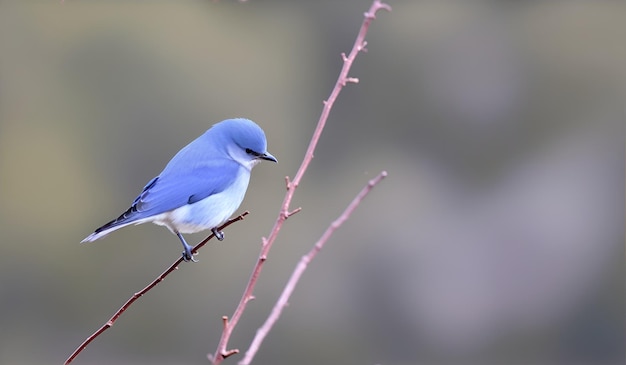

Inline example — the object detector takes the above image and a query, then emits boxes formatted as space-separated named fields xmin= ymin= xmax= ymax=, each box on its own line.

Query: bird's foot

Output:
xmin=176 ymin=232 xmax=198 ymax=263
xmin=182 ymin=249 xmax=198 ymax=263
xmin=212 ymin=228 xmax=225 ymax=241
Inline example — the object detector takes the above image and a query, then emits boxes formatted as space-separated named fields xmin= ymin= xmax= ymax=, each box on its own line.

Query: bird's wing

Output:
xmin=133 ymin=157 xmax=242 ymax=216
xmin=87 ymin=158 xmax=241 ymax=237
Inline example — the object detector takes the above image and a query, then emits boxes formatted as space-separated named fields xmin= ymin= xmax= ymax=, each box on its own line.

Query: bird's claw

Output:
xmin=212 ymin=228 xmax=225 ymax=241
xmin=182 ymin=249 xmax=198 ymax=263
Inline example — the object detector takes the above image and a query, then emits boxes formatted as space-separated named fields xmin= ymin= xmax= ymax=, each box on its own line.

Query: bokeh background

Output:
xmin=0 ymin=1 xmax=623 ymax=364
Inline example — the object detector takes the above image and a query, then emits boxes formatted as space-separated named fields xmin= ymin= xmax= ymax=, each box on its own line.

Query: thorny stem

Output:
xmin=239 ymin=171 xmax=387 ymax=365
xmin=63 ymin=212 xmax=249 ymax=365
xmin=209 ymin=1 xmax=391 ymax=363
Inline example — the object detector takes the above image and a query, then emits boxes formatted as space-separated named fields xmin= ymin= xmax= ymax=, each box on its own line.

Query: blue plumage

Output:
xmin=81 ymin=118 xmax=276 ymax=262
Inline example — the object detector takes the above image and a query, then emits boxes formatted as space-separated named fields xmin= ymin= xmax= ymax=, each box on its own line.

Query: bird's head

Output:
xmin=213 ymin=118 xmax=277 ymax=170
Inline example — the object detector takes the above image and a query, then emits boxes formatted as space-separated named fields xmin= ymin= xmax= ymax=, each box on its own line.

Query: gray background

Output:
xmin=0 ymin=1 xmax=623 ymax=364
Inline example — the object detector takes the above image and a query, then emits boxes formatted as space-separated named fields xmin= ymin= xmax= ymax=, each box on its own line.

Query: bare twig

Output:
xmin=209 ymin=1 xmax=391 ymax=363
xmin=240 ymin=171 xmax=387 ymax=365
xmin=64 ymin=212 xmax=249 ymax=365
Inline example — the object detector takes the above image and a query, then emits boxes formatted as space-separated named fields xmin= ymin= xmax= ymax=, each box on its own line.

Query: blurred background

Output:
xmin=0 ymin=1 xmax=623 ymax=364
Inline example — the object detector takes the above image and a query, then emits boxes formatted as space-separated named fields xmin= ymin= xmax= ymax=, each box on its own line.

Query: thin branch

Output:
xmin=240 ymin=171 xmax=387 ymax=365
xmin=209 ymin=1 xmax=391 ymax=363
xmin=64 ymin=212 xmax=250 ymax=365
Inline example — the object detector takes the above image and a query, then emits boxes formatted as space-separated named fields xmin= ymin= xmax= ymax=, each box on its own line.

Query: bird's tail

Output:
xmin=80 ymin=206 xmax=140 ymax=243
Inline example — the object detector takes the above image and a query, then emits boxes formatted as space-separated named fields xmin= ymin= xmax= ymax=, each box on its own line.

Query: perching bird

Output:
xmin=81 ymin=118 xmax=277 ymax=262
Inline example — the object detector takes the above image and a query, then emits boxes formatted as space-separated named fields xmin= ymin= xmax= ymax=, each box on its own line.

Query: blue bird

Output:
xmin=81 ymin=118 xmax=277 ymax=262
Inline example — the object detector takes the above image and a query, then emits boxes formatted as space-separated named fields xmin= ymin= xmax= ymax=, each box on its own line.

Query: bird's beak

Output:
xmin=260 ymin=152 xmax=277 ymax=163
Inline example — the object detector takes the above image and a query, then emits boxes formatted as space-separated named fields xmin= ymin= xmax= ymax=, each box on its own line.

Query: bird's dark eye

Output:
xmin=245 ymin=148 xmax=260 ymax=156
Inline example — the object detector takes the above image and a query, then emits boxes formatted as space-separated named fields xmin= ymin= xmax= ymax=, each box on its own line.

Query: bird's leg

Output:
xmin=211 ymin=227 xmax=224 ymax=241
xmin=176 ymin=232 xmax=198 ymax=262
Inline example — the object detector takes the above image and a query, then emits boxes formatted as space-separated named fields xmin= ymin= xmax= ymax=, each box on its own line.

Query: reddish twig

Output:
xmin=240 ymin=171 xmax=387 ymax=365
xmin=208 ymin=1 xmax=391 ymax=363
xmin=64 ymin=212 xmax=249 ymax=365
